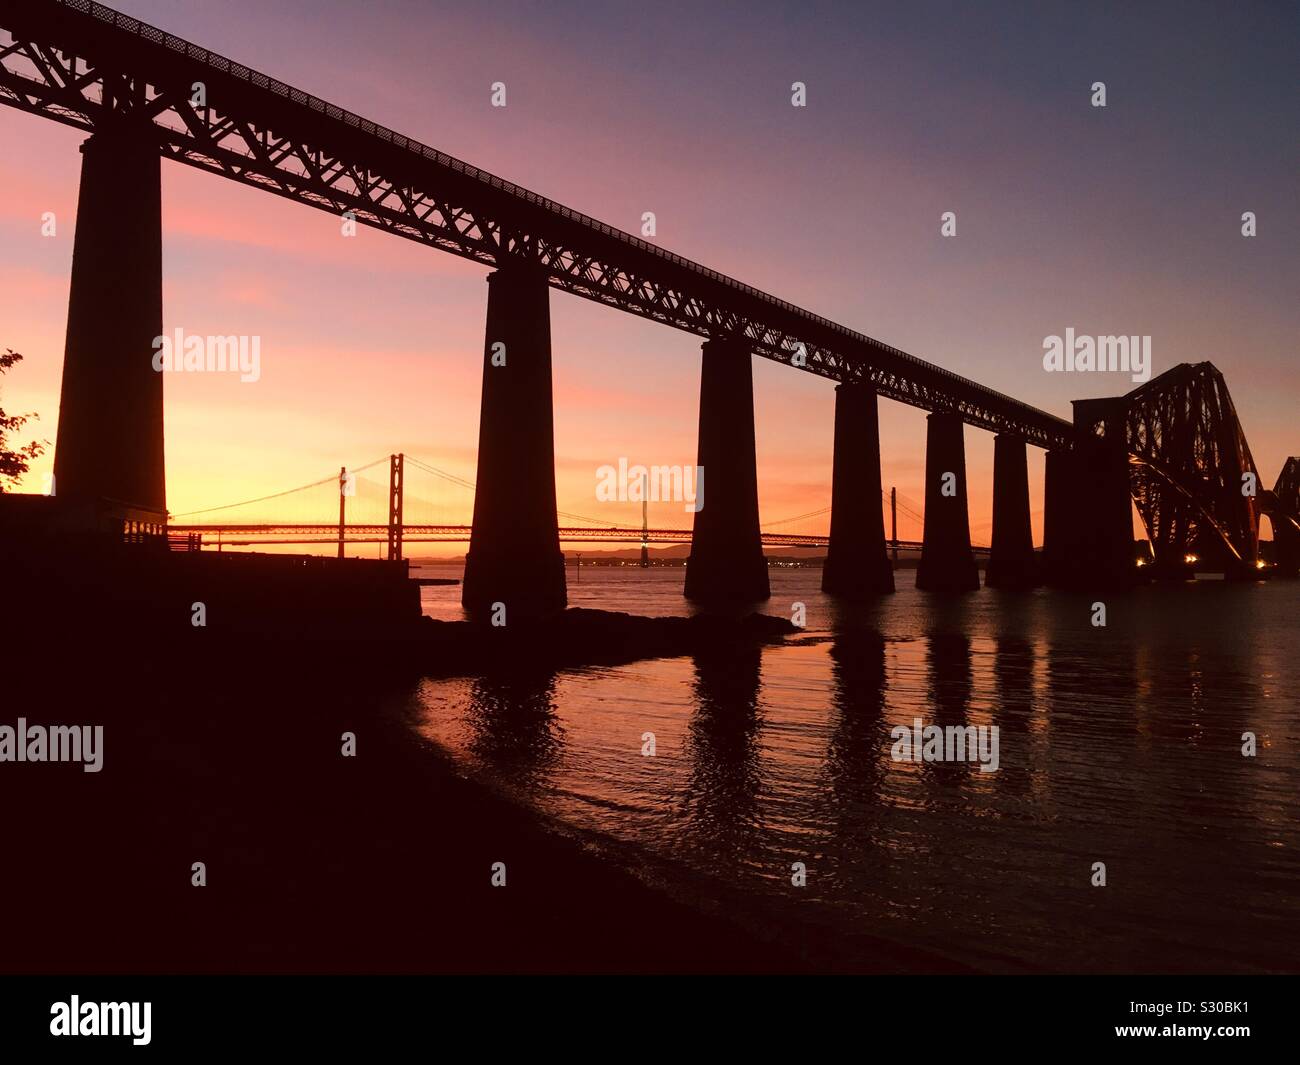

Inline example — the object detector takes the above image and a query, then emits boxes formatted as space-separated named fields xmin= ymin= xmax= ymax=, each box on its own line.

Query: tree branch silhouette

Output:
xmin=0 ymin=349 xmax=48 ymax=491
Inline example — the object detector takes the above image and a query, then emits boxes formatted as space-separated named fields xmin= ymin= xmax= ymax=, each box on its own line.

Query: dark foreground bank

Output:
xmin=2 ymin=635 xmax=975 ymax=975
xmin=1 ymin=536 xmax=971 ymax=973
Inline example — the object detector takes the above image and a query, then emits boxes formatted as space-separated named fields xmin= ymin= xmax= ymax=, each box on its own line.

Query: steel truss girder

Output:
xmin=0 ymin=0 xmax=1073 ymax=447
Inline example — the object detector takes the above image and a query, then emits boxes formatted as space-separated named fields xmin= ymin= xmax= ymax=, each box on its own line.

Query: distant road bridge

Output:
xmin=167 ymin=524 xmax=931 ymax=553
xmin=164 ymin=453 xmax=965 ymax=555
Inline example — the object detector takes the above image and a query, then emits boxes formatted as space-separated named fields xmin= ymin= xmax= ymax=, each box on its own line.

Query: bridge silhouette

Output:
xmin=166 ymin=453 xmax=945 ymax=556
xmin=2 ymin=0 xmax=1298 ymax=615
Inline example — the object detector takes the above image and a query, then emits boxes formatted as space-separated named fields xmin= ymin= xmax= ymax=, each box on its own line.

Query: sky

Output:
xmin=1 ymin=0 xmax=1296 ymax=554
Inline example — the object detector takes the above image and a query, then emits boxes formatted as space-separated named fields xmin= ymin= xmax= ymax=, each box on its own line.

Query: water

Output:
xmin=412 ymin=561 xmax=1300 ymax=972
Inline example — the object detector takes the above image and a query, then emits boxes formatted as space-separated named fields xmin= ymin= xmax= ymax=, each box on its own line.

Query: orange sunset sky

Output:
xmin=1 ymin=1 xmax=1296 ymax=556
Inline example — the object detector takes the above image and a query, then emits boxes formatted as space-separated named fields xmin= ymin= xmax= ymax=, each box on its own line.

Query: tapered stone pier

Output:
xmin=1045 ymin=398 xmax=1135 ymax=589
xmin=462 ymin=263 xmax=567 ymax=616
xmin=916 ymin=412 xmax=980 ymax=592
xmin=684 ymin=339 xmax=769 ymax=603
xmin=985 ymin=433 xmax=1038 ymax=588
xmin=54 ymin=130 xmax=165 ymax=513
xmin=822 ymin=383 xmax=894 ymax=597
xmin=1072 ymin=440 xmax=1136 ymax=587
xmin=1041 ymin=446 xmax=1073 ymax=586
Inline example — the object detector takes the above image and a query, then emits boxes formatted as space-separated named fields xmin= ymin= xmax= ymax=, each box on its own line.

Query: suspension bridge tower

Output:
xmin=640 ymin=472 xmax=650 ymax=567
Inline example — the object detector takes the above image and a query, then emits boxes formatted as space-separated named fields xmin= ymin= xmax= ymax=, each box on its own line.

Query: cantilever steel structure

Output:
xmin=0 ymin=0 xmax=1072 ymax=448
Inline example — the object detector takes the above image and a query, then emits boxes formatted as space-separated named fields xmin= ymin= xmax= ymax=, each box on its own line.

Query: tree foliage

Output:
xmin=0 ymin=349 xmax=48 ymax=491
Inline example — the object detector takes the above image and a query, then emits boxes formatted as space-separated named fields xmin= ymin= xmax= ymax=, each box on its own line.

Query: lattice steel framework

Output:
xmin=0 ymin=0 xmax=1073 ymax=447
xmin=1266 ymin=457 xmax=1300 ymax=572
xmin=1271 ymin=460 xmax=1300 ymax=519
xmin=1124 ymin=362 xmax=1260 ymax=566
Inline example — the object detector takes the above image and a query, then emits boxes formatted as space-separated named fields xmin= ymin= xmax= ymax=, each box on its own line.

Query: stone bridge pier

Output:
xmin=916 ymin=412 xmax=980 ymax=593
xmin=54 ymin=129 xmax=166 ymax=514
xmin=684 ymin=338 xmax=770 ymax=604
xmin=462 ymin=263 xmax=567 ymax=616
xmin=823 ymin=382 xmax=894 ymax=598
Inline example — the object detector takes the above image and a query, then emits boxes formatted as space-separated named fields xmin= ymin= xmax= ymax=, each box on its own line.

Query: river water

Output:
xmin=410 ymin=561 xmax=1299 ymax=972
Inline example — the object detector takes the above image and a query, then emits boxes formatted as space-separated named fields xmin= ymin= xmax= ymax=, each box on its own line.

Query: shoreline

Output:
xmin=3 ymin=642 xmax=970 ymax=975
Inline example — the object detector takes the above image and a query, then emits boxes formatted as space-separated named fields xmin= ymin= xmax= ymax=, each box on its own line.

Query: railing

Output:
xmin=119 ymin=517 xmax=166 ymax=545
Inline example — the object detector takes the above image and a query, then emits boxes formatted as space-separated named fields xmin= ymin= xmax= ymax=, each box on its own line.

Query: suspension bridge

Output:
xmin=167 ymin=453 xmax=942 ymax=557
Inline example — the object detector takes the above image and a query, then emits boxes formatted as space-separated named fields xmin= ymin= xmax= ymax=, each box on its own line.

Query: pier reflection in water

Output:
xmin=684 ymin=646 xmax=765 ymax=865
xmin=413 ymin=564 xmax=1300 ymax=972
xmin=462 ymin=671 xmax=564 ymax=793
